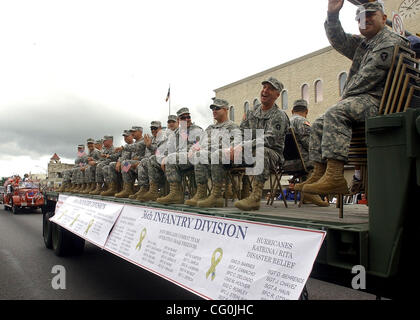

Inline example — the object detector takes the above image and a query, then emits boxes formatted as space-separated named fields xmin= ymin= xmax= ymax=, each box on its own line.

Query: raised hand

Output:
xmin=328 ymin=0 xmax=344 ymax=14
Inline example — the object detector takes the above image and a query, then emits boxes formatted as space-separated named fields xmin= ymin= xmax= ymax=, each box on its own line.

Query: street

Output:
xmin=0 ymin=206 xmax=377 ymax=300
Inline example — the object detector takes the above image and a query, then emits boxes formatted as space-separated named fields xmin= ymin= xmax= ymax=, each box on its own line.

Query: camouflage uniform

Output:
xmin=95 ymin=141 xmax=115 ymax=184
xmin=194 ymin=120 xmax=241 ymax=184
xmin=309 ymin=11 xmax=409 ymax=163
xmin=84 ymin=146 xmax=102 ymax=183
xmin=137 ymin=123 xmax=160 ymax=188
xmin=71 ymin=146 xmax=88 ymax=184
xmin=236 ymin=102 xmax=289 ymax=183
xmin=283 ymin=114 xmax=311 ymax=172
xmin=121 ymin=135 xmax=146 ymax=184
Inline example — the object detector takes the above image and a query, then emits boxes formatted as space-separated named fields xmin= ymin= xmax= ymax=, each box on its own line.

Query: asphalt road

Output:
xmin=0 ymin=206 xmax=378 ymax=300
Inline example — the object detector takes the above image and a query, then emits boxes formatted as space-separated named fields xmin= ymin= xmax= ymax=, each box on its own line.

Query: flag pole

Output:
xmin=168 ymin=84 xmax=171 ymax=116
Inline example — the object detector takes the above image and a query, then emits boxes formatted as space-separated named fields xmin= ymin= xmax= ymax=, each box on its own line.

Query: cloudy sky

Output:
xmin=0 ymin=0 xmax=361 ymax=178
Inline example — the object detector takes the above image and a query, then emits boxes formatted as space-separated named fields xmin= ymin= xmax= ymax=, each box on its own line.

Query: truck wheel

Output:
xmin=43 ymin=211 xmax=54 ymax=249
xmin=51 ymin=223 xmax=85 ymax=256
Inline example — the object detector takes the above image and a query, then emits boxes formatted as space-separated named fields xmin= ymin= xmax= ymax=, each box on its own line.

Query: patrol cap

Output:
xmin=261 ymin=77 xmax=284 ymax=92
xmin=103 ymin=135 xmax=113 ymax=141
xmin=86 ymin=138 xmax=95 ymax=144
xmin=210 ymin=98 xmax=229 ymax=110
xmin=292 ymin=99 xmax=308 ymax=110
xmin=177 ymin=107 xmax=190 ymax=117
xmin=78 ymin=144 xmax=85 ymax=149
xmin=167 ymin=115 xmax=177 ymax=122
xmin=355 ymin=1 xmax=385 ymax=21
xmin=407 ymin=35 xmax=420 ymax=58
xmin=122 ymin=130 xmax=131 ymax=137
xmin=95 ymin=139 xmax=103 ymax=144
xmin=151 ymin=121 xmax=162 ymax=128
xmin=131 ymin=126 xmax=143 ymax=132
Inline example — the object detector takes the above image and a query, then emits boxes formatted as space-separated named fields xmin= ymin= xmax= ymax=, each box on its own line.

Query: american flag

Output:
xmin=122 ymin=161 xmax=131 ymax=173
xmin=165 ymin=87 xmax=170 ymax=102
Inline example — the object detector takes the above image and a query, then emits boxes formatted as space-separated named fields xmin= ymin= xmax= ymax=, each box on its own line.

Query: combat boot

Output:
xmin=294 ymin=162 xmax=326 ymax=192
xmin=67 ymin=183 xmax=77 ymax=193
xmin=301 ymin=193 xmax=329 ymax=207
xmin=141 ymin=182 xmax=160 ymax=201
xmin=79 ymin=183 xmax=89 ymax=194
xmin=100 ymin=182 xmax=119 ymax=196
xmin=156 ymin=183 xmax=184 ymax=205
xmin=115 ymin=182 xmax=135 ymax=198
xmin=63 ymin=183 xmax=74 ymax=192
xmin=224 ymin=182 xmax=234 ymax=200
xmin=90 ymin=183 xmax=105 ymax=195
xmin=129 ymin=186 xmax=148 ymax=200
xmin=86 ymin=182 xmax=96 ymax=193
xmin=303 ymin=159 xmax=349 ymax=195
xmin=234 ymin=180 xmax=264 ymax=211
xmin=57 ymin=183 xmax=68 ymax=193
xmin=197 ymin=183 xmax=224 ymax=208
xmin=185 ymin=184 xmax=208 ymax=206
xmin=72 ymin=184 xmax=82 ymax=193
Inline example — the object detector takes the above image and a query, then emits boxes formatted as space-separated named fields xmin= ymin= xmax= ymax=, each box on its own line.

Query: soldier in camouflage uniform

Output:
xmin=298 ymin=0 xmax=410 ymax=196
xmin=182 ymin=98 xmax=241 ymax=207
xmin=154 ymin=108 xmax=203 ymax=205
xmin=139 ymin=115 xmax=179 ymax=202
xmin=68 ymin=144 xmax=88 ymax=193
xmin=129 ymin=121 xmax=162 ymax=200
xmin=95 ymin=139 xmax=103 ymax=151
xmin=282 ymin=100 xmax=329 ymax=207
xmin=232 ymin=77 xmax=290 ymax=211
xmin=100 ymin=130 xmax=134 ymax=196
xmin=114 ymin=126 xmax=146 ymax=198
xmin=89 ymin=135 xmax=116 ymax=195
xmin=79 ymin=138 xmax=103 ymax=194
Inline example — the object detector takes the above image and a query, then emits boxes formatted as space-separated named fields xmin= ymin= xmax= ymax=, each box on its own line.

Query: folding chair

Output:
xmin=388 ymin=64 xmax=420 ymax=114
xmin=379 ymin=45 xmax=416 ymax=114
xmin=266 ymin=127 xmax=308 ymax=207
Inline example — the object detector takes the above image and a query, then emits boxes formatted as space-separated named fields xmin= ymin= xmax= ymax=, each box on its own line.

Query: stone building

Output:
xmin=214 ymin=0 xmax=420 ymax=124
xmin=47 ymin=153 xmax=73 ymax=188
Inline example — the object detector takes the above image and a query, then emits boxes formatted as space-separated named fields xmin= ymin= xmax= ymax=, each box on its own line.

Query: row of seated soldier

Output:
xmin=58 ymin=1 xmax=420 ymax=211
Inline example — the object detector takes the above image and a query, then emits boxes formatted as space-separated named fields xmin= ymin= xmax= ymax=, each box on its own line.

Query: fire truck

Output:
xmin=3 ymin=178 xmax=44 ymax=214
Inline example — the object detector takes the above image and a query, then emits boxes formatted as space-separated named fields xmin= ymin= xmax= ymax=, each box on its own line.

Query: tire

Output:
xmin=51 ymin=223 xmax=85 ymax=256
xmin=43 ymin=211 xmax=54 ymax=249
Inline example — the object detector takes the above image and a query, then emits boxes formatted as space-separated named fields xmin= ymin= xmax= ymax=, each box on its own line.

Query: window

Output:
xmin=281 ymin=90 xmax=288 ymax=110
xmin=301 ymin=84 xmax=309 ymax=102
xmin=244 ymin=101 xmax=249 ymax=114
xmin=339 ymin=72 xmax=347 ymax=96
xmin=315 ymin=80 xmax=323 ymax=103
xmin=229 ymin=106 xmax=235 ymax=121
xmin=253 ymin=98 xmax=259 ymax=110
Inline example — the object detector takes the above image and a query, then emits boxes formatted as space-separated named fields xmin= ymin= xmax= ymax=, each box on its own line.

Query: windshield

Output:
xmin=18 ymin=181 xmax=39 ymax=189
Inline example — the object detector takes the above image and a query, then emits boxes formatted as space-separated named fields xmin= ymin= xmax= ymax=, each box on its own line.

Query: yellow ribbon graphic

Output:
xmin=206 ymin=248 xmax=223 ymax=281
xmin=135 ymin=228 xmax=147 ymax=251
xmin=84 ymin=219 xmax=94 ymax=234
xmin=70 ymin=214 xmax=80 ymax=227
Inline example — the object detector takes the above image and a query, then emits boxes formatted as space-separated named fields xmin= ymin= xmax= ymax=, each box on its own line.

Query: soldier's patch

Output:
xmin=380 ymin=52 xmax=388 ymax=62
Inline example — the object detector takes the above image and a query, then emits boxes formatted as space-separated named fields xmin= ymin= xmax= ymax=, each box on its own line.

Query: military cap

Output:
xmin=86 ymin=138 xmax=95 ymax=144
xmin=95 ymin=139 xmax=103 ymax=144
xmin=78 ymin=144 xmax=85 ymax=148
xmin=131 ymin=126 xmax=143 ymax=132
xmin=408 ymin=35 xmax=420 ymax=57
xmin=261 ymin=77 xmax=284 ymax=92
xmin=177 ymin=107 xmax=190 ymax=117
xmin=122 ymin=130 xmax=131 ymax=137
xmin=151 ymin=121 xmax=162 ymax=127
xmin=293 ymin=99 xmax=308 ymax=109
xmin=103 ymin=135 xmax=113 ymax=141
xmin=355 ymin=1 xmax=385 ymax=20
xmin=167 ymin=115 xmax=177 ymax=122
xmin=210 ymin=98 xmax=229 ymax=109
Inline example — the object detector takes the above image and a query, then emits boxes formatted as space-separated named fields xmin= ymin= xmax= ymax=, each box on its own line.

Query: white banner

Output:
xmin=104 ymin=205 xmax=326 ymax=300
xmin=50 ymin=195 xmax=124 ymax=248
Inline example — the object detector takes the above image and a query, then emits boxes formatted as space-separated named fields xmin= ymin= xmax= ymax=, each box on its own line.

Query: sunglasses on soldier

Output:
xmin=210 ymin=106 xmax=222 ymax=111
xmin=179 ymin=115 xmax=191 ymax=120
xmin=150 ymin=127 xmax=158 ymax=131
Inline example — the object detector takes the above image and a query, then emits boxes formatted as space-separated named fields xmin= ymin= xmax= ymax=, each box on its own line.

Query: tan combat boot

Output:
xmin=57 ymin=183 xmax=67 ymax=193
xmin=79 ymin=183 xmax=89 ymax=194
xmin=115 ymin=182 xmax=135 ymax=198
xmin=303 ymin=159 xmax=349 ymax=195
xmin=63 ymin=183 xmax=74 ymax=192
xmin=141 ymin=182 xmax=160 ymax=201
xmin=197 ymin=183 xmax=224 ymax=208
xmin=294 ymin=162 xmax=327 ymax=192
xmin=73 ymin=184 xmax=82 ymax=193
xmin=156 ymin=183 xmax=184 ymax=205
xmin=67 ymin=183 xmax=77 ymax=193
xmin=90 ymin=183 xmax=104 ymax=195
xmin=129 ymin=185 xmax=147 ymax=200
xmin=100 ymin=182 xmax=119 ymax=196
xmin=234 ymin=180 xmax=264 ymax=211
xmin=185 ymin=184 xmax=208 ymax=206
xmin=86 ymin=182 xmax=96 ymax=193
xmin=224 ymin=182 xmax=234 ymax=200
xmin=301 ymin=193 xmax=329 ymax=207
